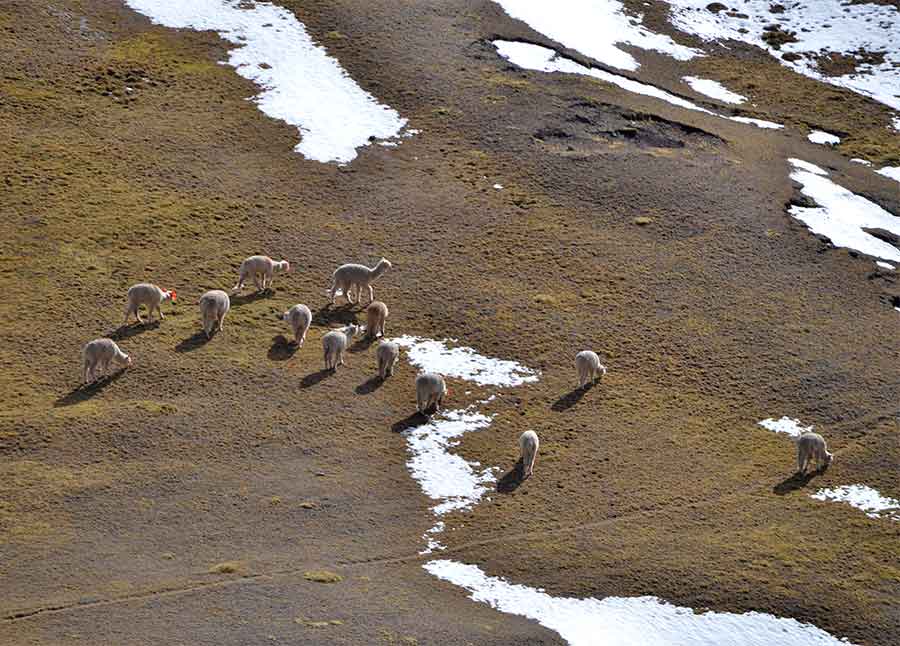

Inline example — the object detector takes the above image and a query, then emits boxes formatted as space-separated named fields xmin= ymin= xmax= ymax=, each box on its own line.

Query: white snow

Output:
xmin=788 ymin=158 xmax=900 ymax=262
xmin=811 ymin=485 xmax=900 ymax=521
xmin=665 ymin=1 xmax=900 ymax=112
xmin=425 ymin=560 xmax=853 ymax=646
xmin=728 ymin=116 xmax=783 ymax=130
xmin=494 ymin=41 xmax=783 ymax=130
xmin=492 ymin=0 xmax=699 ymax=72
xmin=123 ymin=0 xmax=409 ymax=164
xmin=403 ymin=409 xmax=496 ymax=516
xmin=683 ymin=76 xmax=746 ymax=104
xmin=390 ymin=335 xmax=539 ymax=387
xmin=893 ymin=116 xmax=900 ymax=132
xmin=493 ymin=183 xmax=504 ymax=190
xmin=876 ymin=261 xmax=895 ymax=270
xmin=758 ymin=417 xmax=812 ymax=438
xmin=876 ymin=167 xmax=900 ymax=184
xmin=808 ymin=130 xmax=841 ymax=146
xmin=850 ymin=158 xmax=872 ymax=167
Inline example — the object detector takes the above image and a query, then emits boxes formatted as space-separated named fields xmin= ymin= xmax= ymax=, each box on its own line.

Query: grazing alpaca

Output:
xmin=322 ymin=324 xmax=359 ymax=370
xmin=232 ymin=255 xmax=291 ymax=293
xmin=376 ymin=341 xmax=400 ymax=379
xmin=416 ymin=372 xmax=447 ymax=416
xmin=519 ymin=430 xmax=539 ymax=478
xmin=199 ymin=290 xmax=230 ymax=339
xmin=329 ymin=258 xmax=392 ymax=305
xmin=364 ymin=301 xmax=389 ymax=339
xmin=575 ymin=350 xmax=607 ymax=388
xmin=123 ymin=283 xmax=176 ymax=326
xmin=280 ymin=303 xmax=312 ymax=346
xmin=797 ymin=432 xmax=834 ymax=474
xmin=82 ymin=338 xmax=132 ymax=384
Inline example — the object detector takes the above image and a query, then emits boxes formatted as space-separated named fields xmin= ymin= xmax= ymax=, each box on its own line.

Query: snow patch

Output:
xmin=808 ymin=130 xmax=841 ymax=146
xmin=123 ymin=0 xmax=409 ymax=164
xmin=390 ymin=335 xmax=539 ymax=387
xmin=424 ymin=560 xmax=854 ymax=646
xmin=404 ymin=409 xmax=496 ymax=517
xmin=876 ymin=166 xmax=900 ymax=184
xmin=494 ymin=41 xmax=782 ymax=130
xmin=492 ymin=0 xmax=699 ymax=72
xmin=683 ymin=76 xmax=746 ymax=104
xmin=665 ymin=1 xmax=900 ymax=112
xmin=876 ymin=261 xmax=895 ymax=270
xmin=788 ymin=158 xmax=900 ymax=262
xmin=758 ymin=417 xmax=812 ymax=438
xmin=811 ymin=485 xmax=900 ymax=521
xmin=850 ymin=158 xmax=872 ymax=167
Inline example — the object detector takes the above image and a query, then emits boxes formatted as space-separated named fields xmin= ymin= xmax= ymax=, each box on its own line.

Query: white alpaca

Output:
xmin=575 ymin=350 xmax=607 ymax=388
xmin=519 ymin=430 xmax=539 ymax=478
xmin=797 ymin=432 xmax=834 ymax=474
xmin=329 ymin=258 xmax=392 ymax=305
xmin=322 ymin=324 xmax=359 ymax=370
xmin=82 ymin=338 xmax=132 ymax=384
xmin=231 ymin=255 xmax=291 ymax=293
xmin=199 ymin=290 xmax=230 ymax=339
xmin=376 ymin=341 xmax=400 ymax=379
xmin=280 ymin=304 xmax=312 ymax=346
xmin=123 ymin=283 xmax=176 ymax=326
xmin=364 ymin=301 xmax=389 ymax=339
xmin=416 ymin=372 xmax=447 ymax=416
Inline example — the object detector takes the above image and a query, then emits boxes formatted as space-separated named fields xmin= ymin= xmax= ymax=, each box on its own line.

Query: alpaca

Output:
xmin=280 ymin=304 xmax=312 ymax=346
xmin=376 ymin=341 xmax=400 ymax=379
xmin=416 ymin=372 xmax=447 ymax=416
xmin=575 ymin=350 xmax=607 ymax=388
xmin=232 ymin=255 xmax=290 ymax=293
xmin=82 ymin=338 xmax=132 ymax=384
xmin=364 ymin=301 xmax=389 ymax=339
xmin=519 ymin=430 xmax=540 ymax=478
xmin=123 ymin=283 xmax=176 ymax=326
xmin=797 ymin=432 xmax=834 ymax=474
xmin=322 ymin=324 xmax=359 ymax=370
xmin=199 ymin=290 xmax=230 ymax=338
xmin=329 ymin=258 xmax=392 ymax=305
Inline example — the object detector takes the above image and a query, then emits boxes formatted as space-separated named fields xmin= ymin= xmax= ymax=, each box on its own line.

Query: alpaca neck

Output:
xmin=370 ymin=261 xmax=388 ymax=279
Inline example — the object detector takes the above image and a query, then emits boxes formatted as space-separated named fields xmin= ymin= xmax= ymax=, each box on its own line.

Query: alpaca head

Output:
xmin=163 ymin=289 xmax=177 ymax=303
xmin=276 ymin=260 xmax=291 ymax=273
xmin=119 ymin=353 xmax=133 ymax=368
xmin=345 ymin=324 xmax=360 ymax=338
xmin=378 ymin=258 xmax=392 ymax=270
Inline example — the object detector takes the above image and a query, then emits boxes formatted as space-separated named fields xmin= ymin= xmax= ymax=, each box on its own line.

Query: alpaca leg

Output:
xmin=157 ymin=304 xmax=165 ymax=320
xmin=367 ymin=284 xmax=374 ymax=305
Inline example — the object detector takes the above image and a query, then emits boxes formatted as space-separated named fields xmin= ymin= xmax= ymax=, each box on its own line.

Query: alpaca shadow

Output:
xmin=230 ymin=291 xmax=269 ymax=307
xmin=312 ymin=305 xmax=358 ymax=327
xmin=109 ymin=320 xmax=159 ymax=341
xmin=300 ymin=368 xmax=332 ymax=389
xmin=349 ymin=335 xmax=377 ymax=354
xmin=392 ymin=411 xmax=428 ymax=433
xmin=175 ymin=331 xmax=212 ymax=353
xmin=355 ymin=375 xmax=384 ymax=395
xmin=54 ymin=371 xmax=125 ymax=407
xmin=268 ymin=335 xmax=297 ymax=361
xmin=551 ymin=383 xmax=593 ymax=412
xmin=773 ymin=470 xmax=821 ymax=496
xmin=496 ymin=459 xmax=527 ymax=493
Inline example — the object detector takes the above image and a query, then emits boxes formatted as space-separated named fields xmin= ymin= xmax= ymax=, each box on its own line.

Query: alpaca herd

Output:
xmin=79 ymin=253 xmax=833 ymax=481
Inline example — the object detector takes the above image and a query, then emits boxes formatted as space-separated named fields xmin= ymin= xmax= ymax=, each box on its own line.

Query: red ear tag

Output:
xmin=171 ymin=290 xmax=177 ymax=301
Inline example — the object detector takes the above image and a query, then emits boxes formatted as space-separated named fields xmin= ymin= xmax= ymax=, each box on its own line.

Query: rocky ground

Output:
xmin=1 ymin=1 xmax=898 ymax=644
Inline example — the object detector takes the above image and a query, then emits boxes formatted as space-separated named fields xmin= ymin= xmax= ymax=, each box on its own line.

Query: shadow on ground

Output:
xmin=300 ymin=368 xmax=332 ymax=389
xmin=496 ymin=459 xmax=527 ymax=493
xmin=551 ymin=383 xmax=595 ymax=411
xmin=55 ymin=371 xmax=125 ymax=407
xmin=109 ymin=321 xmax=159 ymax=341
xmin=355 ymin=375 xmax=384 ymax=395
xmin=175 ymin=331 xmax=212 ymax=353
xmin=268 ymin=335 xmax=298 ymax=361
xmin=773 ymin=469 xmax=825 ymax=495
